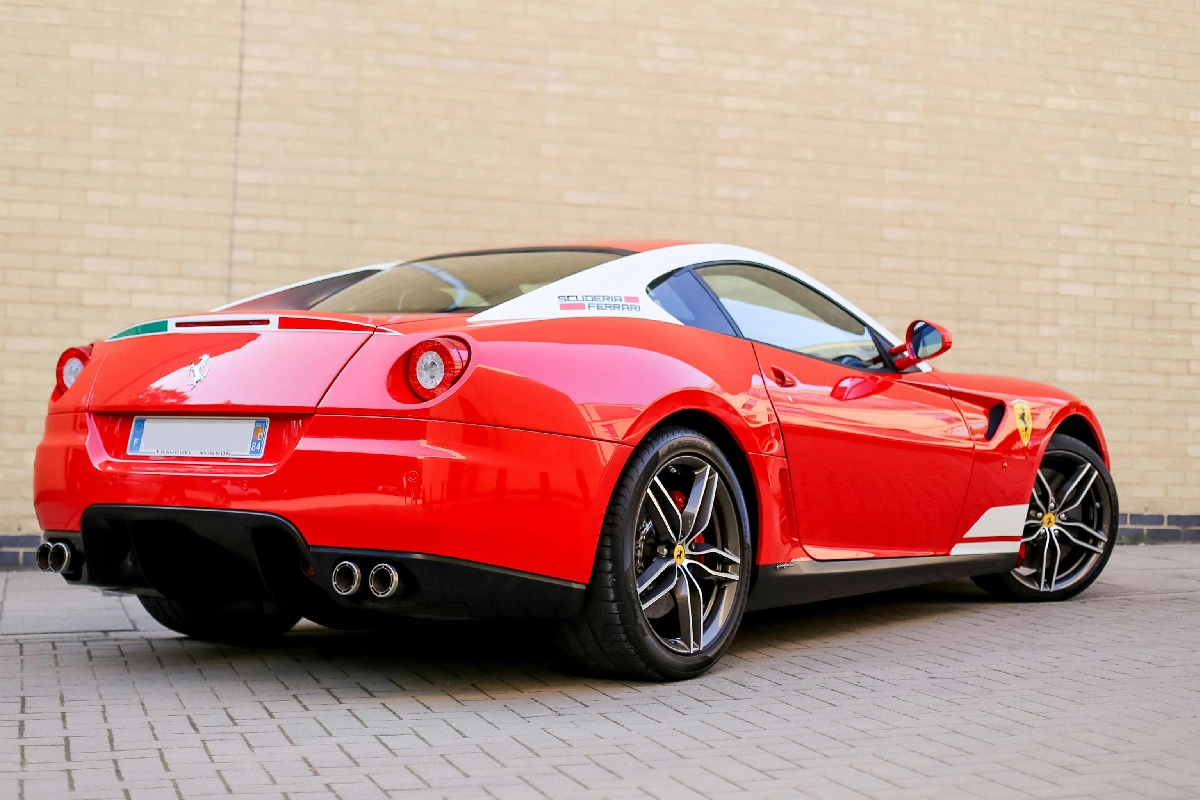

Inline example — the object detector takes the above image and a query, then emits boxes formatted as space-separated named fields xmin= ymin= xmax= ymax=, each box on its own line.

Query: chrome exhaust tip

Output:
xmin=331 ymin=561 xmax=361 ymax=596
xmin=47 ymin=541 xmax=72 ymax=573
xmin=368 ymin=563 xmax=400 ymax=599
xmin=36 ymin=543 xmax=53 ymax=572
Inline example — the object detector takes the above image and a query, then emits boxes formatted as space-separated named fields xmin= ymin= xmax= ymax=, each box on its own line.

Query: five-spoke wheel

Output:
xmin=634 ymin=454 xmax=743 ymax=654
xmin=975 ymin=434 xmax=1118 ymax=601
xmin=557 ymin=427 xmax=751 ymax=680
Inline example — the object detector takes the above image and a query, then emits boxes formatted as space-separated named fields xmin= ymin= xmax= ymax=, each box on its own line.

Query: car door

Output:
xmin=692 ymin=263 xmax=975 ymax=559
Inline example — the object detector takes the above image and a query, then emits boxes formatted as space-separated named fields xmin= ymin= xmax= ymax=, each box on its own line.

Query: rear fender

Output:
xmin=621 ymin=394 xmax=792 ymax=569
xmin=622 ymin=388 xmax=781 ymax=458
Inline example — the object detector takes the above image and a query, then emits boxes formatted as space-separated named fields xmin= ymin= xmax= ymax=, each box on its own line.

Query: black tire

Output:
xmin=973 ymin=433 xmax=1118 ymax=602
xmin=555 ymin=427 xmax=753 ymax=680
xmin=139 ymin=595 xmax=300 ymax=642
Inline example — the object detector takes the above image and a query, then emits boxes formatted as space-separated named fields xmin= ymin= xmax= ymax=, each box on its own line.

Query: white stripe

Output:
xmin=960 ymin=504 xmax=1027 ymax=539
xmin=951 ymin=540 xmax=1022 ymax=556
xmin=468 ymin=243 xmax=915 ymax=363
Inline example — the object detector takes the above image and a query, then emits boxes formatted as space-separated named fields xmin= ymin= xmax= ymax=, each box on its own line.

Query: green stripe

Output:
xmin=108 ymin=319 xmax=169 ymax=340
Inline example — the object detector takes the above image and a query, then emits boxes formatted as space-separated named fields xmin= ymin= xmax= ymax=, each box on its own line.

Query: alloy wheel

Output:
xmin=633 ymin=454 xmax=743 ymax=654
xmin=1016 ymin=451 xmax=1111 ymax=593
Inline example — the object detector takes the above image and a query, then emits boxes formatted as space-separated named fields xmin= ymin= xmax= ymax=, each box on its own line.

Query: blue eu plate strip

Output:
xmin=249 ymin=419 xmax=268 ymax=456
xmin=129 ymin=418 xmax=146 ymax=454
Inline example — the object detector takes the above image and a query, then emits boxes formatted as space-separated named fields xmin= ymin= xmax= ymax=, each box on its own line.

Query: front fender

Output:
xmin=1040 ymin=402 xmax=1110 ymax=468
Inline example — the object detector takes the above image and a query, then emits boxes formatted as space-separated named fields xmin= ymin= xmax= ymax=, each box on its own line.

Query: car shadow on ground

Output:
xmin=149 ymin=578 xmax=1000 ymax=689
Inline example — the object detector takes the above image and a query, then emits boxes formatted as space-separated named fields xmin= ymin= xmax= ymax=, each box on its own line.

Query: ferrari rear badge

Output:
xmin=1013 ymin=399 xmax=1033 ymax=447
xmin=185 ymin=354 xmax=211 ymax=390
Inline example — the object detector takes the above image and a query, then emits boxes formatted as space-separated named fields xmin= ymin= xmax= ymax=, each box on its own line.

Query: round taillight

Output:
xmin=55 ymin=346 xmax=93 ymax=395
xmin=407 ymin=338 xmax=469 ymax=400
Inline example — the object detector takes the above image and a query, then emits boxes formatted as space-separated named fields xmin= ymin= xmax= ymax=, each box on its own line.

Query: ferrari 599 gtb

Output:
xmin=34 ymin=242 xmax=1118 ymax=680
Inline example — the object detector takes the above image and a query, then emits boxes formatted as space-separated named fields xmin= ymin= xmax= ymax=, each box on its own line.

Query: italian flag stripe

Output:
xmin=108 ymin=319 xmax=169 ymax=340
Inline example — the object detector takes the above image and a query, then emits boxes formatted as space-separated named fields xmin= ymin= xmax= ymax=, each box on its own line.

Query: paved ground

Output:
xmin=1 ymin=547 xmax=1199 ymax=800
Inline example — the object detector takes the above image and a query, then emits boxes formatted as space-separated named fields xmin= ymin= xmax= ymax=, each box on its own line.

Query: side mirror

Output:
xmin=890 ymin=320 xmax=952 ymax=369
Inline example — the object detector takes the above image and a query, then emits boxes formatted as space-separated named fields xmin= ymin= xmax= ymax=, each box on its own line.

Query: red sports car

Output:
xmin=34 ymin=242 xmax=1118 ymax=680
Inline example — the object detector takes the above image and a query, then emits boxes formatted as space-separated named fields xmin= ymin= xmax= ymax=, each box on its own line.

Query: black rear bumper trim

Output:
xmin=67 ymin=505 xmax=586 ymax=622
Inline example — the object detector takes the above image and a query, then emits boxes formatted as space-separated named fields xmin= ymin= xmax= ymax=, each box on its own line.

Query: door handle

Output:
xmin=769 ymin=366 xmax=797 ymax=388
xmin=831 ymin=375 xmax=884 ymax=401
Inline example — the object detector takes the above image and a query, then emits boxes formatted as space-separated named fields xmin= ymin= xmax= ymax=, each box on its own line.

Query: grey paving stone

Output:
xmin=1 ymin=547 xmax=1199 ymax=798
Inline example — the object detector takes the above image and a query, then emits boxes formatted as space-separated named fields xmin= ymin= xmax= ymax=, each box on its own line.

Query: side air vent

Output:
xmin=985 ymin=403 xmax=1005 ymax=440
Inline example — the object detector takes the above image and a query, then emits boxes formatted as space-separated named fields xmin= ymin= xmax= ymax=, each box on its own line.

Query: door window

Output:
xmin=647 ymin=270 xmax=737 ymax=336
xmin=695 ymin=264 xmax=886 ymax=370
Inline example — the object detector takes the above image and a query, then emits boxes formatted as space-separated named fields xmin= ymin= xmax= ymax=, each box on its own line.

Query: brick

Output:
xmin=1117 ymin=527 xmax=1145 ymax=544
xmin=0 ymin=534 xmax=44 ymax=547
xmin=0 ymin=0 xmax=1198 ymax=538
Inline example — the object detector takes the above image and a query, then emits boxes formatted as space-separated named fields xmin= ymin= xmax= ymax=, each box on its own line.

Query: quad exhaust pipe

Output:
xmin=36 ymin=541 xmax=74 ymax=573
xmin=330 ymin=560 xmax=401 ymax=598
xmin=368 ymin=564 xmax=400 ymax=598
xmin=331 ymin=561 xmax=361 ymax=595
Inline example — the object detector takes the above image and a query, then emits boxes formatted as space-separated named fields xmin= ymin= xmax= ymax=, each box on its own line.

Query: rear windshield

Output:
xmin=314 ymin=249 xmax=623 ymax=314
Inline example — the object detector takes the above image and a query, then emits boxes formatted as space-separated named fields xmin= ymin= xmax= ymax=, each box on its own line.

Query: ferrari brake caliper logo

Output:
xmin=1013 ymin=400 xmax=1033 ymax=447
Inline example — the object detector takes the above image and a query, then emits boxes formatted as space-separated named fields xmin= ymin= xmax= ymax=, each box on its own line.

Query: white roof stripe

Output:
xmin=469 ymin=243 xmax=906 ymax=349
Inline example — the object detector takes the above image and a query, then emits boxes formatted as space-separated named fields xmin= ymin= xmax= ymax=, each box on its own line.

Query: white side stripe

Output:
xmin=961 ymin=504 xmax=1027 ymax=539
xmin=951 ymin=540 xmax=1022 ymax=556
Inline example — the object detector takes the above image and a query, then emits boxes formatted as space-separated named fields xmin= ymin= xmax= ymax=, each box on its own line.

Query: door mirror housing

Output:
xmin=890 ymin=320 xmax=952 ymax=369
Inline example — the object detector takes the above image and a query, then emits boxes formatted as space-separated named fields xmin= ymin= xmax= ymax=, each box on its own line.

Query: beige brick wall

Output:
xmin=2 ymin=0 xmax=1197 ymax=533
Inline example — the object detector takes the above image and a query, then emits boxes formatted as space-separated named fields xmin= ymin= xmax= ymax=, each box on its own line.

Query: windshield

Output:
xmin=314 ymin=249 xmax=623 ymax=314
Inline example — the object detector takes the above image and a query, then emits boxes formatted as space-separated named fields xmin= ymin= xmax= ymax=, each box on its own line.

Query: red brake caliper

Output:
xmin=670 ymin=490 xmax=704 ymax=561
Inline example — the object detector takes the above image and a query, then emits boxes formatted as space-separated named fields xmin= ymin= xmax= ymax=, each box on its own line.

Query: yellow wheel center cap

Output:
xmin=673 ymin=544 xmax=686 ymax=565
xmin=1042 ymin=512 xmax=1057 ymax=528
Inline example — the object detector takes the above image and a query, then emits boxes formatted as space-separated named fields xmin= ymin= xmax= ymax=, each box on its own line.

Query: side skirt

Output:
xmin=746 ymin=553 xmax=1018 ymax=612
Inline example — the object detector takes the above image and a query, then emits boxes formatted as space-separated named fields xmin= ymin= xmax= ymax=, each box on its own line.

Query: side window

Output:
xmin=695 ymin=263 xmax=886 ymax=370
xmin=648 ymin=270 xmax=737 ymax=336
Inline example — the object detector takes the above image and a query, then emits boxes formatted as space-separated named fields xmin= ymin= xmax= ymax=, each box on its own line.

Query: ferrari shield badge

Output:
xmin=1013 ymin=400 xmax=1033 ymax=447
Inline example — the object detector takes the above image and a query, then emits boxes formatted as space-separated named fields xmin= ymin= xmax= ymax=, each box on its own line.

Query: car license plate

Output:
xmin=127 ymin=417 xmax=269 ymax=458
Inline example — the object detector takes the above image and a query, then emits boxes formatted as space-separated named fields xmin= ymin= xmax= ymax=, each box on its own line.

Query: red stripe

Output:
xmin=279 ymin=316 xmax=375 ymax=332
xmin=558 ymin=303 xmax=585 ymax=310
xmin=623 ymin=296 xmax=639 ymax=303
